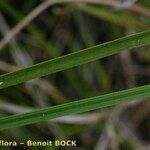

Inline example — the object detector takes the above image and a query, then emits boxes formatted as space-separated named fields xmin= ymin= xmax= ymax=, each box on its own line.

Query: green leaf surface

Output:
xmin=0 ymin=85 xmax=149 ymax=130
xmin=0 ymin=30 xmax=150 ymax=89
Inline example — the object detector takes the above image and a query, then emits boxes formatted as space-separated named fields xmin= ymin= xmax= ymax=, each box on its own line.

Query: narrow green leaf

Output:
xmin=0 ymin=85 xmax=149 ymax=130
xmin=0 ymin=30 xmax=150 ymax=89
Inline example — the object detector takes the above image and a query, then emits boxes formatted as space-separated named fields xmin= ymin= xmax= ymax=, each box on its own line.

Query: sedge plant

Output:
xmin=0 ymin=30 xmax=149 ymax=130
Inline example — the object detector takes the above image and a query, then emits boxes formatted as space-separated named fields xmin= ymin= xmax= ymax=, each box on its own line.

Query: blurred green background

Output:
xmin=0 ymin=0 xmax=150 ymax=149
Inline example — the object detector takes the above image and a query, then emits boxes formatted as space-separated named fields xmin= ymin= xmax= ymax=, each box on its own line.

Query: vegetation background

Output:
xmin=0 ymin=0 xmax=149 ymax=149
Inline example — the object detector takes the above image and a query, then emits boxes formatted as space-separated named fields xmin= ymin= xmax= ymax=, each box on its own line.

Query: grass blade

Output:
xmin=0 ymin=30 xmax=150 ymax=89
xmin=0 ymin=85 xmax=149 ymax=130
